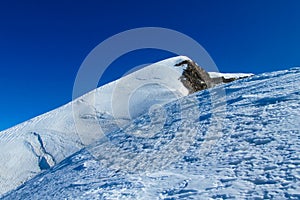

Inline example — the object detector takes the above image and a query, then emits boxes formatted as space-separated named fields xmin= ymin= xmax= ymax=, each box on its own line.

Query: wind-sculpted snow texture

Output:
xmin=0 ymin=56 xmax=190 ymax=195
xmin=2 ymin=68 xmax=300 ymax=199
xmin=0 ymin=56 xmax=252 ymax=196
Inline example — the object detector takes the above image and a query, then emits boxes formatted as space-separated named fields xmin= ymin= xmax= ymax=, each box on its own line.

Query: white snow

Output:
xmin=0 ymin=55 xmax=259 ymax=197
xmin=208 ymin=72 xmax=253 ymax=79
xmin=2 ymin=67 xmax=299 ymax=199
xmin=0 ymin=56 xmax=191 ymax=195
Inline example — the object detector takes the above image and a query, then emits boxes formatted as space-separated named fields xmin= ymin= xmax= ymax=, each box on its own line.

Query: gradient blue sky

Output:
xmin=0 ymin=0 xmax=299 ymax=131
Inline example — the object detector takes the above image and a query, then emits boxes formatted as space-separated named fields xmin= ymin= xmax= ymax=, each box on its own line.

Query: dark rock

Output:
xmin=175 ymin=59 xmax=250 ymax=94
xmin=175 ymin=60 xmax=213 ymax=93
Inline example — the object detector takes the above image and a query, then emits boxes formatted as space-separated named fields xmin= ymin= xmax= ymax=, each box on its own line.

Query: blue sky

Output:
xmin=0 ymin=0 xmax=299 ymax=131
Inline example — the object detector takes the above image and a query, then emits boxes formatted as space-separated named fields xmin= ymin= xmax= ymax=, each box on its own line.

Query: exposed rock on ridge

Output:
xmin=175 ymin=60 xmax=251 ymax=94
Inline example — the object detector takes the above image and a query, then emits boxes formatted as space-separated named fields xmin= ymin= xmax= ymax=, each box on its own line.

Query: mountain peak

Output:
xmin=3 ymin=67 xmax=300 ymax=199
xmin=0 ymin=56 xmax=253 ymax=196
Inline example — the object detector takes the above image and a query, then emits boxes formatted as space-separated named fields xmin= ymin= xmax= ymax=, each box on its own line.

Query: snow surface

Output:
xmin=2 ymin=67 xmax=300 ymax=199
xmin=208 ymin=72 xmax=254 ymax=79
xmin=0 ymin=56 xmax=194 ymax=195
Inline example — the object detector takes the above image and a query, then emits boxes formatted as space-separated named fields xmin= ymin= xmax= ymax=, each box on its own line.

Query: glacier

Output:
xmin=1 ymin=66 xmax=300 ymax=199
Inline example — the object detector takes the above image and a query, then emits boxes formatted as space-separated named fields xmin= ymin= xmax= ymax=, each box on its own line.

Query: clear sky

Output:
xmin=0 ymin=0 xmax=299 ymax=131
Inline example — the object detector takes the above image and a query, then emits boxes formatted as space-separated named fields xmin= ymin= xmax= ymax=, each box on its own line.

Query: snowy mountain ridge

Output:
xmin=0 ymin=56 xmax=253 ymax=196
xmin=2 ymin=67 xmax=300 ymax=199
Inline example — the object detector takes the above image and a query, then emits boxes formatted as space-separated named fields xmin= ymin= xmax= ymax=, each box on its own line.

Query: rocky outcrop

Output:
xmin=175 ymin=60 xmax=212 ymax=93
xmin=175 ymin=60 xmax=251 ymax=94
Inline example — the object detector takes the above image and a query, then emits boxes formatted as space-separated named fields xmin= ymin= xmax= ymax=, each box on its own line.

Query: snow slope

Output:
xmin=0 ymin=56 xmax=190 ymax=195
xmin=0 ymin=55 xmax=251 ymax=196
xmin=2 ymin=67 xmax=300 ymax=199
